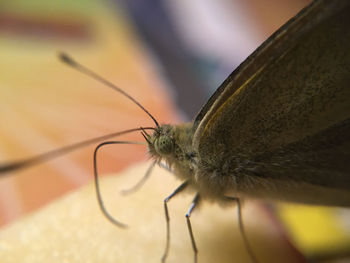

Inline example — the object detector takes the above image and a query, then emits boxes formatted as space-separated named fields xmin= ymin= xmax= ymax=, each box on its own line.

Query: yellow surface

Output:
xmin=278 ymin=204 xmax=350 ymax=258
xmin=0 ymin=162 xmax=303 ymax=263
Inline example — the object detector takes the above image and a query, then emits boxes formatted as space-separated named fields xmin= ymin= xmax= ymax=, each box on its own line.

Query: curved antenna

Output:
xmin=0 ymin=127 xmax=153 ymax=174
xmin=93 ymin=140 xmax=146 ymax=228
xmin=58 ymin=52 xmax=160 ymax=128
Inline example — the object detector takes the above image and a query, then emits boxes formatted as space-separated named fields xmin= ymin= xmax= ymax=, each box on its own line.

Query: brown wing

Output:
xmin=193 ymin=0 xmax=350 ymax=203
xmin=193 ymin=0 xmax=326 ymax=131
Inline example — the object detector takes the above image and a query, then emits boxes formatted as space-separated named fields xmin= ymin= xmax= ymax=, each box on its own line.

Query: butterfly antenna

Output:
xmin=58 ymin=52 xmax=160 ymax=128
xmin=0 ymin=127 xmax=153 ymax=174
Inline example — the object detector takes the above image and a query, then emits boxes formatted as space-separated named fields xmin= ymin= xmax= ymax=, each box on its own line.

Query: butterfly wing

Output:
xmin=193 ymin=0 xmax=350 ymax=205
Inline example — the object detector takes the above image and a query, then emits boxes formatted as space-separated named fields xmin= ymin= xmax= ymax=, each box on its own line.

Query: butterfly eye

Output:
xmin=154 ymin=135 xmax=174 ymax=155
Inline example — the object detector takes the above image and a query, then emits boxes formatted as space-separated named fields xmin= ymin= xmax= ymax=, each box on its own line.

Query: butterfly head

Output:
xmin=142 ymin=125 xmax=175 ymax=159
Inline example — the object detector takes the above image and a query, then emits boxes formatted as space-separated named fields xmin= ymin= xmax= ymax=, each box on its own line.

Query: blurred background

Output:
xmin=0 ymin=0 xmax=349 ymax=262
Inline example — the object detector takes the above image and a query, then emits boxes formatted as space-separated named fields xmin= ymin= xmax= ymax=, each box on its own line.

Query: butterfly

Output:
xmin=1 ymin=0 xmax=349 ymax=262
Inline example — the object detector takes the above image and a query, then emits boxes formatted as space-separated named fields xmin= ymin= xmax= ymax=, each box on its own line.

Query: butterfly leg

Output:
xmin=161 ymin=181 xmax=189 ymax=263
xmin=120 ymin=161 xmax=156 ymax=195
xmin=186 ymin=193 xmax=200 ymax=263
xmin=225 ymin=196 xmax=259 ymax=263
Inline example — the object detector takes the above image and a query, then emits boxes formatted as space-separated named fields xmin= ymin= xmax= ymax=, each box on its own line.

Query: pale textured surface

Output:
xmin=0 ymin=162 xmax=303 ymax=263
